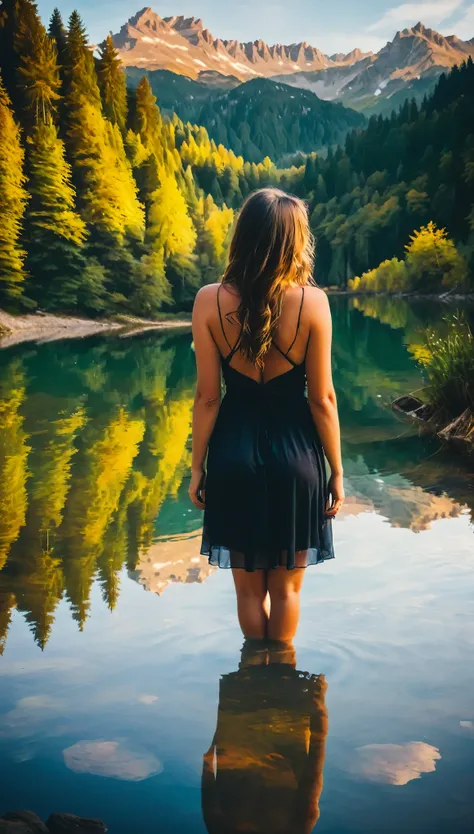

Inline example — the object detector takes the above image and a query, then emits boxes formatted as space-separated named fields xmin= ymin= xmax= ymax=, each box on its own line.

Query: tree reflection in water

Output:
xmin=202 ymin=641 xmax=328 ymax=834
xmin=0 ymin=300 xmax=472 ymax=654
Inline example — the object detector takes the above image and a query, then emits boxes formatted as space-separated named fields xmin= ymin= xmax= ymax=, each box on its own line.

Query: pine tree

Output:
xmin=64 ymin=9 xmax=88 ymax=71
xmin=97 ymin=34 xmax=127 ymax=134
xmin=18 ymin=24 xmax=61 ymax=126
xmin=14 ymin=14 xmax=94 ymax=310
xmin=63 ymin=13 xmax=144 ymax=247
xmin=133 ymin=76 xmax=164 ymax=162
xmin=0 ymin=74 xmax=28 ymax=305
xmin=25 ymin=121 xmax=93 ymax=310
xmin=48 ymin=8 xmax=67 ymax=58
xmin=0 ymin=0 xmax=40 ymax=108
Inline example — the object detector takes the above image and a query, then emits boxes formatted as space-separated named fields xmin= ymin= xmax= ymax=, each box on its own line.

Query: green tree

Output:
xmin=0 ymin=74 xmax=28 ymax=305
xmin=97 ymin=34 xmax=127 ymax=134
xmin=48 ymin=7 xmax=67 ymax=61
xmin=25 ymin=121 xmax=92 ymax=309
xmin=63 ymin=10 xmax=145 ymax=305
xmin=14 ymin=13 xmax=94 ymax=311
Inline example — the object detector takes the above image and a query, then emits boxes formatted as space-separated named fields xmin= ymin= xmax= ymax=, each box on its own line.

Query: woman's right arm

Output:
xmin=305 ymin=289 xmax=344 ymax=518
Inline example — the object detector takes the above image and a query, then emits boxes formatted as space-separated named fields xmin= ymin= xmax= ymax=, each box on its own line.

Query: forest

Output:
xmin=0 ymin=1 xmax=295 ymax=317
xmin=305 ymin=60 xmax=474 ymax=287
xmin=0 ymin=0 xmax=473 ymax=320
xmin=127 ymin=72 xmax=366 ymax=164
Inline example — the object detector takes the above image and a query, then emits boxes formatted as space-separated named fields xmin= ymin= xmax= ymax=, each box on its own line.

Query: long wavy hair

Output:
xmin=222 ymin=188 xmax=314 ymax=368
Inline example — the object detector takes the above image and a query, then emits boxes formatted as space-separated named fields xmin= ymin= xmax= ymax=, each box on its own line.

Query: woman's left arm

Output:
xmin=189 ymin=286 xmax=222 ymax=510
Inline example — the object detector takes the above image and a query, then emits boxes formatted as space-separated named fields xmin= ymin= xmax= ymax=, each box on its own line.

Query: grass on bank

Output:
xmin=416 ymin=315 xmax=474 ymax=419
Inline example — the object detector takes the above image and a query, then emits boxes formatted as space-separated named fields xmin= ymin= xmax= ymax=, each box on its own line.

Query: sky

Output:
xmin=36 ymin=0 xmax=474 ymax=54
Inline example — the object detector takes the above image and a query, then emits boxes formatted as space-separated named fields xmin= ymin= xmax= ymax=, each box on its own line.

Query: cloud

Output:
xmin=348 ymin=742 xmax=441 ymax=786
xmin=449 ymin=4 xmax=474 ymax=38
xmin=63 ymin=739 xmax=163 ymax=781
xmin=368 ymin=1 xmax=464 ymax=32
xmin=309 ymin=31 xmax=386 ymax=55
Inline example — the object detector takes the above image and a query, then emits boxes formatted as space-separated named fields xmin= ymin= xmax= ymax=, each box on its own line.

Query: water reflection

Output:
xmin=130 ymin=531 xmax=214 ymax=595
xmin=202 ymin=641 xmax=327 ymax=834
xmin=0 ymin=300 xmax=472 ymax=654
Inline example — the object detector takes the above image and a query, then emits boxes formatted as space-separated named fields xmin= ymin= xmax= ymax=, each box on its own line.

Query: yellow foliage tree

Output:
xmin=0 ymin=361 xmax=30 ymax=571
xmin=405 ymin=221 xmax=468 ymax=291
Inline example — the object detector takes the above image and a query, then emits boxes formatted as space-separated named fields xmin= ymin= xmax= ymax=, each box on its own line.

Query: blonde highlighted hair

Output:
xmin=222 ymin=188 xmax=314 ymax=368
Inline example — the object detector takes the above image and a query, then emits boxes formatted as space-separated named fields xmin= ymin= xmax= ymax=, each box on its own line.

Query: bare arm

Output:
xmin=189 ymin=286 xmax=222 ymax=509
xmin=305 ymin=290 xmax=344 ymax=517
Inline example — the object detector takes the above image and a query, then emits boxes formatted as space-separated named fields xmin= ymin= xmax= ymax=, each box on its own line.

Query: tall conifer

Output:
xmin=97 ymin=35 xmax=127 ymax=134
xmin=15 ymin=15 xmax=91 ymax=310
xmin=0 ymin=75 xmax=28 ymax=305
xmin=64 ymin=12 xmax=144 ymax=245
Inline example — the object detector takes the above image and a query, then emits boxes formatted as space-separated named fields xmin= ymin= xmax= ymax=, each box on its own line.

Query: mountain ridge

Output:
xmin=112 ymin=8 xmax=474 ymax=113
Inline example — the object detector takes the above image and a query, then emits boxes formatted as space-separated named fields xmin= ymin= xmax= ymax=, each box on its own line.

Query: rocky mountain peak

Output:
xmin=112 ymin=8 xmax=474 ymax=89
xmin=127 ymin=6 xmax=164 ymax=29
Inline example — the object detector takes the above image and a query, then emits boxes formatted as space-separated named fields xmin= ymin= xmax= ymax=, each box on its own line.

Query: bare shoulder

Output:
xmin=193 ymin=283 xmax=220 ymax=316
xmin=304 ymin=285 xmax=331 ymax=318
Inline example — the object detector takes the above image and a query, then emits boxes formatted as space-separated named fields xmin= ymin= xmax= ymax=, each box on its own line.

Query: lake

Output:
xmin=0 ymin=298 xmax=473 ymax=833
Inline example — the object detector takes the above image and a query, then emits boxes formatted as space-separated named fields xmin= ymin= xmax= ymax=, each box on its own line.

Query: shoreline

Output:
xmin=0 ymin=309 xmax=192 ymax=349
xmin=326 ymin=289 xmax=474 ymax=301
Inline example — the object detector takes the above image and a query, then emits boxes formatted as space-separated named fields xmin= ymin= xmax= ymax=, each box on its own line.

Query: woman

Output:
xmin=202 ymin=640 xmax=328 ymax=834
xmin=190 ymin=188 xmax=343 ymax=642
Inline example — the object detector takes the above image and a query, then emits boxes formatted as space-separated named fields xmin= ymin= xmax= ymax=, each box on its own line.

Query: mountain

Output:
xmin=127 ymin=72 xmax=366 ymax=163
xmin=113 ymin=10 xmax=474 ymax=115
xmin=301 ymin=59 xmax=474 ymax=287
xmin=273 ymin=22 xmax=474 ymax=115
xmin=112 ymin=6 xmax=332 ymax=80
xmin=125 ymin=67 xmax=239 ymax=123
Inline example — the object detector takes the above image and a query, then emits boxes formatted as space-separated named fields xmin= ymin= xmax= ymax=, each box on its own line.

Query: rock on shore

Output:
xmin=0 ymin=812 xmax=107 ymax=834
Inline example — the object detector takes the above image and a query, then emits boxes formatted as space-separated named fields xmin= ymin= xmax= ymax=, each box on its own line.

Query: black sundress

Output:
xmin=201 ymin=286 xmax=335 ymax=571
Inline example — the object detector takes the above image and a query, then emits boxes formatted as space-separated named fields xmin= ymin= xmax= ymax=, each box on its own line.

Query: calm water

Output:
xmin=0 ymin=298 xmax=473 ymax=833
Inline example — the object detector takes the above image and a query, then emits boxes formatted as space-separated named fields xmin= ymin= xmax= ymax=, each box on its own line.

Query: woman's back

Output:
xmin=206 ymin=282 xmax=312 ymax=385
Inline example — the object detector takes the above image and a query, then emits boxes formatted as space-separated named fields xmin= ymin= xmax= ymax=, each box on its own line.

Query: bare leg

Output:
xmin=232 ymin=569 xmax=269 ymax=639
xmin=267 ymin=567 xmax=305 ymax=642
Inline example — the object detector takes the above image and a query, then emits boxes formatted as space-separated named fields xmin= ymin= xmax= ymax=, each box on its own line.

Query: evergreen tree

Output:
xmin=0 ymin=74 xmax=28 ymax=305
xmin=132 ymin=76 xmax=164 ymax=162
xmin=25 ymin=121 xmax=92 ymax=310
xmin=97 ymin=34 xmax=127 ymax=134
xmin=18 ymin=24 xmax=61 ymax=126
xmin=0 ymin=0 xmax=41 ymax=108
xmin=14 ymin=12 xmax=93 ymax=310
xmin=63 ymin=13 xmax=144 ymax=253
xmin=48 ymin=7 xmax=67 ymax=58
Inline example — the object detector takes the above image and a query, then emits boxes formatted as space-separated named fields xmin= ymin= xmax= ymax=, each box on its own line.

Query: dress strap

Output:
xmin=217 ymin=284 xmax=232 ymax=351
xmin=217 ymin=283 xmax=242 ymax=363
xmin=273 ymin=287 xmax=305 ymax=364
xmin=285 ymin=287 xmax=305 ymax=356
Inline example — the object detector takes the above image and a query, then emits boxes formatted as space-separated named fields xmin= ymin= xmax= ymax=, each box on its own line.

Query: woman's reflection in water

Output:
xmin=202 ymin=640 xmax=328 ymax=834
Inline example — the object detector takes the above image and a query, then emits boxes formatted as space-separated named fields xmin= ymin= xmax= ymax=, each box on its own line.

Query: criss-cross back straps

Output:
xmin=217 ymin=283 xmax=242 ymax=362
xmin=273 ymin=286 xmax=305 ymax=366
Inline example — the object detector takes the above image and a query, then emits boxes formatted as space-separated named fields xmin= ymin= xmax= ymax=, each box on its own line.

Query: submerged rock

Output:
xmin=46 ymin=816 xmax=107 ymax=834
xmin=0 ymin=815 xmax=107 ymax=834
xmin=0 ymin=811 xmax=48 ymax=833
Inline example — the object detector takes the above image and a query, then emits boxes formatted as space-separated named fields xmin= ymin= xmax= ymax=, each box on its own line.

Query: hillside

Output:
xmin=127 ymin=71 xmax=366 ymax=163
xmin=125 ymin=67 xmax=239 ymax=123
xmin=198 ymin=78 xmax=365 ymax=163
xmin=298 ymin=59 xmax=474 ymax=286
